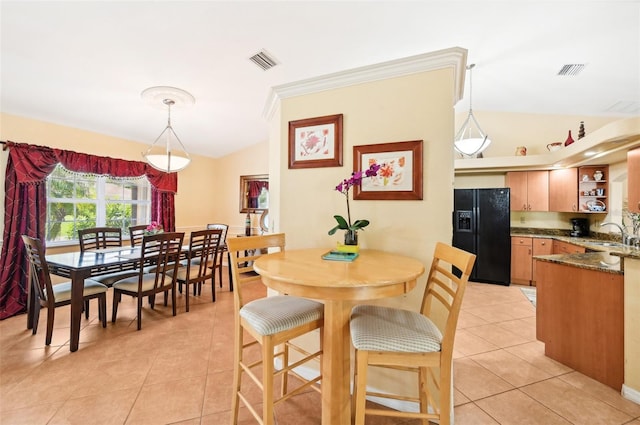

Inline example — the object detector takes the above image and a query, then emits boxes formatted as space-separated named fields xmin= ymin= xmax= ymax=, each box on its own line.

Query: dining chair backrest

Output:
xmin=206 ymin=223 xmax=228 ymax=245
xmin=128 ymin=224 xmax=148 ymax=247
xmin=185 ymin=228 xmax=222 ymax=281
xmin=21 ymin=235 xmax=53 ymax=305
xmin=78 ymin=227 xmax=122 ymax=252
xmin=137 ymin=232 xmax=185 ymax=293
xmin=420 ymin=242 xmax=476 ymax=354
xmin=226 ymin=233 xmax=285 ymax=311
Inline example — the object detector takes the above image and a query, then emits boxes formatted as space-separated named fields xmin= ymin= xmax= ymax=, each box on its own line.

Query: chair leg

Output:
xmin=419 ymin=367 xmax=430 ymax=425
xmin=31 ymin=301 xmax=41 ymax=335
xmin=45 ymin=305 xmax=55 ymax=346
xmin=439 ymin=361 xmax=453 ymax=425
xmin=262 ymin=337 xmax=275 ymax=425
xmin=227 ymin=252 xmax=233 ymax=292
xmin=137 ymin=295 xmax=143 ymax=330
xmin=84 ymin=299 xmax=90 ymax=319
xmin=99 ymin=294 xmax=107 ymax=328
xmin=184 ymin=282 xmax=190 ymax=312
xmin=112 ymin=291 xmax=121 ymax=323
xmin=171 ymin=287 xmax=177 ymax=316
xmin=354 ymin=349 xmax=369 ymax=425
xmin=231 ymin=322 xmax=243 ymax=425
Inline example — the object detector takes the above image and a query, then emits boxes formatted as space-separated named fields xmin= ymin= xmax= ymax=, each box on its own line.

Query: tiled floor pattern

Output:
xmin=1 ymin=273 xmax=639 ymax=424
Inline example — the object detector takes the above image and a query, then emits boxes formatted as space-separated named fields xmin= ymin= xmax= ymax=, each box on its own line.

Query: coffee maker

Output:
xmin=570 ymin=218 xmax=589 ymax=237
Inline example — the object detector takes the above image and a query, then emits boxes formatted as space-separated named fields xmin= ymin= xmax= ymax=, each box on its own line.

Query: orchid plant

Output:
xmin=328 ymin=163 xmax=381 ymax=236
xmin=145 ymin=221 xmax=164 ymax=235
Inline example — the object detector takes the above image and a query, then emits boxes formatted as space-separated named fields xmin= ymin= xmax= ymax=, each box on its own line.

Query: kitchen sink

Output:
xmin=588 ymin=241 xmax=624 ymax=247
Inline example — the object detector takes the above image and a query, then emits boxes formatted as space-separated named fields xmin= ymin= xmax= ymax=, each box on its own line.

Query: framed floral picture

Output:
xmin=353 ymin=140 xmax=423 ymax=200
xmin=288 ymin=114 xmax=343 ymax=169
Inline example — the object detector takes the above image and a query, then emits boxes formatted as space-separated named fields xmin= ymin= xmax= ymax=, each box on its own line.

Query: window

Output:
xmin=46 ymin=165 xmax=151 ymax=244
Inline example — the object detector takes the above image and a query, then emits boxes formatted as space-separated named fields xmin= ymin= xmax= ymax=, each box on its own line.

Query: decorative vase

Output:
xmin=344 ymin=229 xmax=358 ymax=246
xmin=564 ymin=130 xmax=575 ymax=147
xmin=594 ymin=170 xmax=603 ymax=181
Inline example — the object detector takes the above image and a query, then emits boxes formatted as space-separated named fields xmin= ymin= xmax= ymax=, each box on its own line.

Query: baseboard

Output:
xmin=622 ymin=384 xmax=640 ymax=405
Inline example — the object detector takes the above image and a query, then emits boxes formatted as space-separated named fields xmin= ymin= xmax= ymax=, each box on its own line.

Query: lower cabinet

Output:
xmin=511 ymin=237 xmax=532 ymax=285
xmin=531 ymin=238 xmax=552 ymax=285
xmin=512 ymin=237 xmax=588 ymax=285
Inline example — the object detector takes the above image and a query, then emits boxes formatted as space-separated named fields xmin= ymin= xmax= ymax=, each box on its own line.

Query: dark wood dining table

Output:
xmin=43 ymin=246 xmax=144 ymax=351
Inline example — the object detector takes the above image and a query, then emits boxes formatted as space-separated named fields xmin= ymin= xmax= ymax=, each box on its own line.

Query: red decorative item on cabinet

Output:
xmin=564 ymin=130 xmax=575 ymax=147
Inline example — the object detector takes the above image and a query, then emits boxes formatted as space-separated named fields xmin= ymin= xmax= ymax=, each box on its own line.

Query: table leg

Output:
xmin=69 ymin=269 xmax=90 ymax=352
xmin=321 ymin=300 xmax=352 ymax=425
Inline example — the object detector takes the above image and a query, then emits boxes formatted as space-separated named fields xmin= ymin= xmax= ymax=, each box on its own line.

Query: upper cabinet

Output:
xmin=577 ymin=165 xmax=609 ymax=213
xmin=629 ymin=148 xmax=640 ymax=213
xmin=549 ymin=168 xmax=578 ymax=212
xmin=506 ymin=171 xmax=549 ymax=212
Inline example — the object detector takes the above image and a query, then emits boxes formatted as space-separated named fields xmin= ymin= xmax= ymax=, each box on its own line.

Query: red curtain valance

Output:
xmin=6 ymin=141 xmax=177 ymax=193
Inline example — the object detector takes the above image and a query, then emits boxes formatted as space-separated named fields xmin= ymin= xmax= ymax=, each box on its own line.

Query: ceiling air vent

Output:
xmin=249 ymin=50 xmax=278 ymax=71
xmin=557 ymin=64 xmax=586 ymax=76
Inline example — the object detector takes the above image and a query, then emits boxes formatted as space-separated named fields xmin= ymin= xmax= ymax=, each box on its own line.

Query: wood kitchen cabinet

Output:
xmin=511 ymin=237 xmax=532 ymax=285
xmin=506 ymin=171 xmax=549 ymax=212
xmin=629 ymin=147 xmax=640 ymax=213
xmin=512 ymin=236 xmax=552 ymax=286
xmin=531 ymin=238 xmax=552 ymax=286
xmin=578 ymin=165 xmax=609 ymax=213
xmin=549 ymin=168 xmax=578 ymax=212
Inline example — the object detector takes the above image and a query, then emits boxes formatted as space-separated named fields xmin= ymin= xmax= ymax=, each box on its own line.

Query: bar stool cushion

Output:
xmin=240 ymin=295 xmax=324 ymax=336
xmin=350 ymin=304 xmax=442 ymax=353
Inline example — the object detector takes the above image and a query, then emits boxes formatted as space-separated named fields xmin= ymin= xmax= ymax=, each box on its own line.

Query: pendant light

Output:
xmin=454 ymin=64 xmax=491 ymax=158
xmin=142 ymin=86 xmax=194 ymax=173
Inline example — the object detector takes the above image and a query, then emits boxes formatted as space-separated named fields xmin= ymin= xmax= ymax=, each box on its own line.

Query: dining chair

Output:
xmin=350 ymin=242 xmax=476 ymax=425
xmin=128 ymin=224 xmax=148 ymax=248
xmin=205 ymin=223 xmax=231 ymax=290
xmin=78 ymin=227 xmax=122 ymax=251
xmin=21 ymin=235 xmax=108 ymax=345
xmin=111 ymin=232 xmax=184 ymax=330
xmin=170 ymin=228 xmax=222 ymax=311
xmin=78 ymin=227 xmax=140 ymax=287
xmin=227 ymin=234 xmax=324 ymax=425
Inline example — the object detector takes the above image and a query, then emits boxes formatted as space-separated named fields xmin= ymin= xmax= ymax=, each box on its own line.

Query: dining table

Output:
xmin=253 ymin=247 xmax=425 ymax=425
xmin=43 ymin=246 xmax=146 ymax=351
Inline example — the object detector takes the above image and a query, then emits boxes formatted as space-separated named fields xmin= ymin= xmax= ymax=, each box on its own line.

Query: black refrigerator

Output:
xmin=453 ymin=188 xmax=511 ymax=285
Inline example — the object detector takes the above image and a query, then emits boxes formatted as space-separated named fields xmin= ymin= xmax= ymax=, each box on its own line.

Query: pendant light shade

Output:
xmin=454 ymin=64 xmax=491 ymax=158
xmin=142 ymin=86 xmax=194 ymax=173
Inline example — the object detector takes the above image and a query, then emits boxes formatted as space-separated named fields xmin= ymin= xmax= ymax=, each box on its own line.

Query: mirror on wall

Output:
xmin=239 ymin=174 xmax=269 ymax=213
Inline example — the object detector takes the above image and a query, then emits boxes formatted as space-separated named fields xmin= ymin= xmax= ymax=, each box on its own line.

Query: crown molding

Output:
xmin=263 ymin=46 xmax=468 ymax=121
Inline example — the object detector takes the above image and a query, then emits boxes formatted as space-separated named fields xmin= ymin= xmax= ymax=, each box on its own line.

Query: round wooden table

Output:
xmin=253 ymin=248 xmax=425 ymax=425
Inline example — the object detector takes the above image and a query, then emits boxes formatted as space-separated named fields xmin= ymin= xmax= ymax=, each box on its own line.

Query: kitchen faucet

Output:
xmin=600 ymin=222 xmax=630 ymax=245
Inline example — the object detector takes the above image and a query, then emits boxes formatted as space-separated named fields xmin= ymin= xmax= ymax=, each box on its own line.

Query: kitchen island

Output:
xmin=534 ymin=243 xmax=639 ymax=403
xmin=535 ymin=253 xmax=624 ymax=390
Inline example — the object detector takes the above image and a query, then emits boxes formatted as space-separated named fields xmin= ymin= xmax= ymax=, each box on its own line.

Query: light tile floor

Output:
xmin=1 ymin=273 xmax=639 ymax=424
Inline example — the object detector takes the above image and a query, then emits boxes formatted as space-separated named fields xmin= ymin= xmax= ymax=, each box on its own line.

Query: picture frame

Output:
xmin=353 ymin=140 xmax=423 ymax=200
xmin=288 ymin=114 xmax=343 ymax=169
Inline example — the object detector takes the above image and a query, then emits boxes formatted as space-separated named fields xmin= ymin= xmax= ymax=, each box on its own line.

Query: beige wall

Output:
xmin=0 ymin=112 xmax=267 ymax=250
xmin=273 ymin=68 xmax=456 ymax=395
xmin=456 ymin=111 xmax=618 ymax=157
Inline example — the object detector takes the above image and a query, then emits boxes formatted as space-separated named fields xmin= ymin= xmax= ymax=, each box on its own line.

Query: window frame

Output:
xmin=45 ymin=165 xmax=151 ymax=246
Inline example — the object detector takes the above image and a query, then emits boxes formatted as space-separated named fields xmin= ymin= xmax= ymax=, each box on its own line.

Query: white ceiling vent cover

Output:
xmin=249 ymin=50 xmax=278 ymax=71
xmin=557 ymin=64 xmax=586 ymax=76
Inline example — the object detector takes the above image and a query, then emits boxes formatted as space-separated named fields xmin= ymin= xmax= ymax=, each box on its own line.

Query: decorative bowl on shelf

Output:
xmin=586 ymin=199 xmax=606 ymax=212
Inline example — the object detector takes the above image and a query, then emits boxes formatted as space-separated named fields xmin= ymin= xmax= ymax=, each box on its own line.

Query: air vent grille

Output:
xmin=249 ymin=50 xmax=278 ymax=71
xmin=557 ymin=64 xmax=586 ymax=76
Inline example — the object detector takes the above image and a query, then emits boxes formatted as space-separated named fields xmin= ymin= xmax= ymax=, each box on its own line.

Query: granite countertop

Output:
xmin=534 ymin=252 xmax=623 ymax=274
xmin=511 ymin=228 xmax=640 ymax=274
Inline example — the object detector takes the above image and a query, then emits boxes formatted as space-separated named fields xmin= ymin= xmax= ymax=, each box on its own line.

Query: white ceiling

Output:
xmin=1 ymin=1 xmax=639 ymax=159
